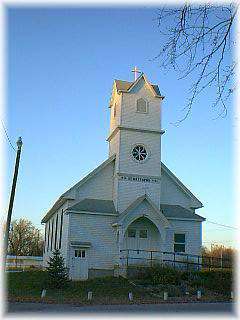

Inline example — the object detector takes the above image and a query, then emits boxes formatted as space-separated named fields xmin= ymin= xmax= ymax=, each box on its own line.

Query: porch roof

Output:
xmin=161 ymin=204 xmax=205 ymax=221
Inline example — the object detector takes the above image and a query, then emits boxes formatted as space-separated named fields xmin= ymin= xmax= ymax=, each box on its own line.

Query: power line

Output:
xmin=206 ymin=219 xmax=237 ymax=230
xmin=0 ymin=119 xmax=16 ymax=152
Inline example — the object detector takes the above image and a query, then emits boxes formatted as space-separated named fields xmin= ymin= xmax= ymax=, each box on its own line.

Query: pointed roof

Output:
xmin=41 ymin=156 xmax=203 ymax=223
xmin=115 ymin=73 xmax=164 ymax=98
xmin=118 ymin=194 xmax=170 ymax=227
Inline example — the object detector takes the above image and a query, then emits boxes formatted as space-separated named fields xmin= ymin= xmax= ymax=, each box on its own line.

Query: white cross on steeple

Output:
xmin=131 ymin=66 xmax=141 ymax=81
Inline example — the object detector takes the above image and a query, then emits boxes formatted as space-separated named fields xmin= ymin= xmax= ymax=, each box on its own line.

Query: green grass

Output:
xmin=6 ymin=270 xmax=232 ymax=304
xmin=6 ymin=271 xmax=150 ymax=304
xmin=7 ymin=271 xmax=47 ymax=298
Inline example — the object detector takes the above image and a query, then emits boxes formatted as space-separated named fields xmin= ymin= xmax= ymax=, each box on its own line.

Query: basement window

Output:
xmin=174 ymin=233 xmax=186 ymax=252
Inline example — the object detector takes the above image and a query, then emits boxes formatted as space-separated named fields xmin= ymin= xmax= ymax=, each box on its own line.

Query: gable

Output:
xmin=161 ymin=163 xmax=203 ymax=209
xmin=42 ymin=155 xmax=115 ymax=222
xmin=118 ymin=195 xmax=169 ymax=228
xmin=62 ymin=155 xmax=115 ymax=198
xmin=115 ymin=77 xmax=162 ymax=97
xmin=67 ymin=157 xmax=115 ymax=202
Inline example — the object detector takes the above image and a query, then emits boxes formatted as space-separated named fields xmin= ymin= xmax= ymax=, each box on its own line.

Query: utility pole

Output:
xmin=4 ymin=137 xmax=23 ymax=263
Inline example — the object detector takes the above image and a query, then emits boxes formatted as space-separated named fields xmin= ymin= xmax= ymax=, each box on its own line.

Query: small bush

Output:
xmin=128 ymin=265 xmax=233 ymax=294
xmin=190 ymin=269 xmax=233 ymax=293
xmin=130 ymin=264 xmax=182 ymax=285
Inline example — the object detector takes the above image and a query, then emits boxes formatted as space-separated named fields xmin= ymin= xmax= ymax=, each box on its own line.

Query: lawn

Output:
xmin=7 ymin=271 xmax=151 ymax=304
xmin=6 ymin=269 xmax=233 ymax=305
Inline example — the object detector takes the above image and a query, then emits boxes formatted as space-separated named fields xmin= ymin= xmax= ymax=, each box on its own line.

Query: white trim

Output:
xmin=72 ymin=155 xmax=116 ymax=193
xmin=166 ymin=217 xmax=205 ymax=222
xmin=130 ymin=143 xmax=150 ymax=164
xmin=161 ymin=162 xmax=203 ymax=208
xmin=117 ymin=172 xmax=161 ymax=180
xmin=136 ymin=97 xmax=149 ymax=114
xmin=124 ymin=73 xmax=164 ymax=99
xmin=173 ymin=231 xmax=187 ymax=253
xmin=41 ymin=196 xmax=74 ymax=223
xmin=118 ymin=194 xmax=170 ymax=228
xmin=68 ymin=210 xmax=118 ymax=216
xmin=107 ymin=126 xmax=164 ymax=142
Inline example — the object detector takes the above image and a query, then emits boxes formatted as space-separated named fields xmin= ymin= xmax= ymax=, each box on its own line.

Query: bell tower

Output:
xmin=107 ymin=72 xmax=165 ymax=213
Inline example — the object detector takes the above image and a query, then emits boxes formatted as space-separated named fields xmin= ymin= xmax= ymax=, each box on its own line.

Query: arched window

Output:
xmin=136 ymin=98 xmax=148 ymax=113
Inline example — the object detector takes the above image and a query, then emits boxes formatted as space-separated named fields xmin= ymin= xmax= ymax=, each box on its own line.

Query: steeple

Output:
xmin=107 ymin=72 xmax=164 ymax=213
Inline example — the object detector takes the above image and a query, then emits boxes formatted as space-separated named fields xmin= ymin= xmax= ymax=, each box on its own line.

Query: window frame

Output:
xmin=131 ymin=143 xmax=150 ymax=164
xmin=128 ymin=229 xmax=136 ymax=238
xmin=54 ymin=214 xmax=58 ymax=250
xmin=47 ymin=221 xmax=50 ymax=252
xmin=173 ymin=233 xmax=186 ymax=253
xmin=74 ymin=249 xmax=86 ymax=258
xmin=136 ymin=98 xmax=148 ymax=114
xmin=113 ymin=103 xmax=117 ymax=117
xmin=50 ymin=218 xmax=54 ymax=251
xmin=139 ymin=229 xmax=148 ymax=239
xmin=59 ymin=211 xmax=63 ymax=249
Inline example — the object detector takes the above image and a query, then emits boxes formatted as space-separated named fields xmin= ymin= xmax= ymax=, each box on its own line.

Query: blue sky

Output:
xmin=5 ymin=7 xmax=234 ymax=248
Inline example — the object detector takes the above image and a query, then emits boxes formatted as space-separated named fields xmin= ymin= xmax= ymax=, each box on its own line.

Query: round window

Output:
xmin=132 ymin=145 xmax=148 ymax=162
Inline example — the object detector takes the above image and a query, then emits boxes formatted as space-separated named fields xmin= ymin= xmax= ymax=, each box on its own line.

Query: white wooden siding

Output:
xmin=161 ymin=169 xmax=194 ymax=209
xmin=75 ymin=160 xmax=114 ymax=202
xmin=121 ymin=80 xmax=162 ymax=131
xmin=69 ymin=213 xmax=118 ymax=269
xmin=168 ymin=220 xmax=202 ymax=255
xmin=116 ymin=179 xmax=161 ymax=213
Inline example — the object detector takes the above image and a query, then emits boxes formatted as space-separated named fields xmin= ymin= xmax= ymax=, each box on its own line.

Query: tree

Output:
xmin=8 ymin=218 xmax=44 ymax=257
xmin=155 ymin=4 xmax=237 ymax=121
xmin=46 ymin=249 xmax=69 ymax=289
xmin=201 ymin=244 xmax=234 ymax=268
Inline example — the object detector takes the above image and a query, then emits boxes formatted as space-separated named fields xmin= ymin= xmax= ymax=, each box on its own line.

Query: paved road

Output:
xmin=6 ymin=302 xmax=235 ymax=314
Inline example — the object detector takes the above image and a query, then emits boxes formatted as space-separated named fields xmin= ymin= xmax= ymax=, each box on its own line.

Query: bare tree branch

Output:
xmin=154 ymin=3 xmax=237 ymax=122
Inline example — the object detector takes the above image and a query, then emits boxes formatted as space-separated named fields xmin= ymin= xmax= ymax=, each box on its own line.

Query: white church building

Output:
xmin=42 ymin=71 xmax=205 ymax=280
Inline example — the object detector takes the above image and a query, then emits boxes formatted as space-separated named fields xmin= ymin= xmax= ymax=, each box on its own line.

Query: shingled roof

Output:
xmin=161 ymin=204 xmax=205 ymax=221
xmin=67 ymin=198 xmax=117 ymax=214
xmin=115 ymin=79 xmax=162 ymax=96
xmin=67 ymin=198 xmax=205 ymax=221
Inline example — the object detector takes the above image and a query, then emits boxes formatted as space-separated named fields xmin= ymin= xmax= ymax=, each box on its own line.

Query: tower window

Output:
xmin=132 ymin=145 xmax=148 ymax=162
xmin=136 ymin=98 xmax=148 ymax=113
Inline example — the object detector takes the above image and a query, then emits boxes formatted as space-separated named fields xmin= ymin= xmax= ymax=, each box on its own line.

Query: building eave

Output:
xmin=167 ymin=217 xmax=206 ymax=222
xmin=161 ymin=162 xmax=203 ymax=208
xmin=67 ymin=210 xmax=118 ymax=216
xmin=41 ymin=196 xmax=74 ymax=223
